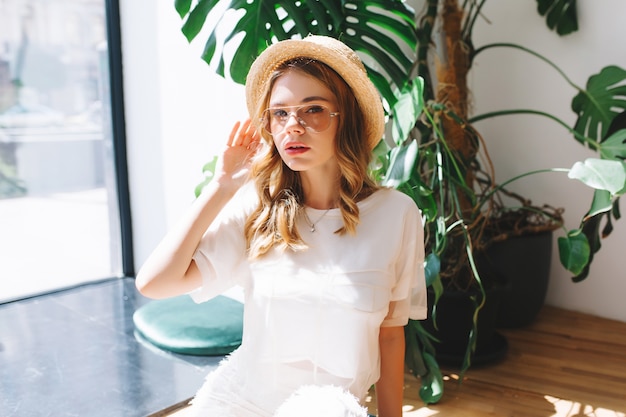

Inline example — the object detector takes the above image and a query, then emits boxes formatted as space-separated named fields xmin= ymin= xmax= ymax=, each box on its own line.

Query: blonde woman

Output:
xmin=136 ymin=35 xmax=426 ymax=417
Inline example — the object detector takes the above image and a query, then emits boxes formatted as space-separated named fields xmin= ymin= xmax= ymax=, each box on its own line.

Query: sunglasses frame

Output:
xmin=261 ymin=104 xmax=340 ymax=135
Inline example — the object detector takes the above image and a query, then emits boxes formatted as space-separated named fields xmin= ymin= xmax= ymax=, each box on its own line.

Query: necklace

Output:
xmin=303 ymin=208 xmax=331 ymax=232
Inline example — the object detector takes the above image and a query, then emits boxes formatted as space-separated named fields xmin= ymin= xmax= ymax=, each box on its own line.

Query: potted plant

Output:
xmin=173 ymin=0 xmax=626 ymax=404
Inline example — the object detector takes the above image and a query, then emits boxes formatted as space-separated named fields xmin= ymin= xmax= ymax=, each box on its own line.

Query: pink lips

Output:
xmin=284 ymin=142 xmax=310 ymax=155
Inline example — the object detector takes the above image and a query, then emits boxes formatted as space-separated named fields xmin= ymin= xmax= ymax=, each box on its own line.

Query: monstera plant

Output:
xmin=174 ymin=0 xmax=626 ymax=404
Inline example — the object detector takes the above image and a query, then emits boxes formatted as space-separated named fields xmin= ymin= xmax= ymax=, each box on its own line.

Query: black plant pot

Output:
xmin=481 ymin=231 xmax=553 ymax=328
xmin=423 ymin=285 xmax=508 ymax=367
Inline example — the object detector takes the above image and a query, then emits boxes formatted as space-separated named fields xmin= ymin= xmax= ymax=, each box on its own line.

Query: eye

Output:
xmin=271 ymin=108 xmax=289 ymax=119
xmin=303 ymin=105 xmax=326 ymax=114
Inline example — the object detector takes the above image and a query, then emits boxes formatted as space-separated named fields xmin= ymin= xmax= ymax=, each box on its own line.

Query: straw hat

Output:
xmin=245 ymin=35 xmax=385 ymax=150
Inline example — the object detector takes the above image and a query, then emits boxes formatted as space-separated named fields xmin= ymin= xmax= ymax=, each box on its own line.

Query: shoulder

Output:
xmin=234 ymin=181 xmax=259 ymax=213
xmin=214 ymin=182 xmax=258 ymax=225
xmin=357 ymin=188 xmax=422 ymax=229
xmin=363 ymin=187 xmax=420 ymax=213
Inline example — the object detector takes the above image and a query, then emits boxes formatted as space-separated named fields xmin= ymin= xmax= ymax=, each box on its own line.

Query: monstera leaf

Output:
xmin=568 ymin=158 xmax=626 ymax=196
xmin=561 ymin=194 xmax=619 ymax=284
xmin=600 ymin=129 xmax=626 ymax=160
xmin=562 ymin=156 xmax=624 ymax=281
xmin=564 ymin=111 xmax=626 ymax=282
xmin=571 ymin=66 xmax=626 ymax=144
xmin=536 ymin=0 xmax=578 ymax=36
xmin=174 ymin=0 xmax=417 ymax=107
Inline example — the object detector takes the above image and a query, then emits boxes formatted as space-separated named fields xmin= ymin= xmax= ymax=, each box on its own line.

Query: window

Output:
xmin=0 ymin=0 xmax=130 ymax=302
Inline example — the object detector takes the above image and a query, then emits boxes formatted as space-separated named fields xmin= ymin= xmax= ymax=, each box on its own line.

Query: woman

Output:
xmin=136 ymin=35 xmax=426 ymax=417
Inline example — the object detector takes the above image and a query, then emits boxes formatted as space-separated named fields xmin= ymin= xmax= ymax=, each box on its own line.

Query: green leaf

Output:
xmin=535 ymin=0 xmax=578 ymax=36
xmin=367 ymin=67 xmax=397 ymax=110
xmin=600 ymin=128 xmax=626 ymax=160
xmin=395 ymin=177 xmax=436 ymax=224
xmin=342 ymin=1 xmax=416 ymax=88
xmin=416 ymin=191 xmax=437 ymax=223
xmin=424 ymin=252 xmax=440 ymax=288
xmin=557 ymin=229 xmax=591 ymax=275
xmin=369 ymin=140 xmax=391 ymax=182
xmin=574 ymin=213 xmax=601 ymax=281
xmin=611 ymin=197 xmax=622 ymax=220
xmin=568 ymin=158 xmax=626 ymax=195
xmin=585 ymin=189 xmax=614 ymax=219
xmin=403 ymin=322 xmax=423 ymax=377
xmin=391 ymin=77 xmax=424 ymax=145
xmin=572 ymin=66 xmax=626 ymax=143
xmin=178 ymin=0 xmax=416 ymax=92
xmin=571 ymin=194 xmax=620 ymax=282
xmin=194 ymin=156 xmax=218 ymax=197
xmin=419 ymin=352 xmax=444 ymax=404
xmin=404 ymin=320 xmax=443 ymax=404
xmin=426 ymin=252 xmax=443 ymax=310
xmin=430 ymin=273 xmax=443 ymax=308
xmin=181 ymin=0 xmax=221 ymax=42
xmin=383 ymin=139 xmax=418 ymax=188
xmin=175 ymin=0 xmax=192 ymax=18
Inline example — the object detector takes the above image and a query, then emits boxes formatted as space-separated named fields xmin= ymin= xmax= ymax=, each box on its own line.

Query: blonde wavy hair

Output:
xmin=245 ymin=58 xmax=380 ymax=259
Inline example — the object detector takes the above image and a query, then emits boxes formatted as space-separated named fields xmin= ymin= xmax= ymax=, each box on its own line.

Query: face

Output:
xmin=266 ymin=70 xmax=339 ymax=173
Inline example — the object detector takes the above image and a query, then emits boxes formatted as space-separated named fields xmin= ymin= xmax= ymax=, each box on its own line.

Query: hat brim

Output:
xmin=245 ymin=36 xmax=385 ymax=150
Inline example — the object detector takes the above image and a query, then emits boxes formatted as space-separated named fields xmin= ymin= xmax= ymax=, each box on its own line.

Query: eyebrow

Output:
xmin=269 ymin=96 xmax=333 ymax=107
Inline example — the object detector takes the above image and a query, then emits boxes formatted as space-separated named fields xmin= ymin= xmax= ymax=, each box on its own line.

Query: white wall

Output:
xmin=470 ymin=1 xmax=626 ymax=321
xmin=120 ymin=2 xmax=626 ymax=321
xmin=119 ymin=0 xmax=245 ymax=270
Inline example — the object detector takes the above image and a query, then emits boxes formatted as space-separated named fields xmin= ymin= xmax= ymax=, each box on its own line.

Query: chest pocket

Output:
xmin=326 ymin=271 xmax=391 ymax=313
xmin=252 ymin=262 xmax=392 ymax=313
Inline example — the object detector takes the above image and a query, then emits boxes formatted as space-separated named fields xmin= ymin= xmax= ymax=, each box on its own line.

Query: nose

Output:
xmin=284 ymin=112 xmax=305 ymax=135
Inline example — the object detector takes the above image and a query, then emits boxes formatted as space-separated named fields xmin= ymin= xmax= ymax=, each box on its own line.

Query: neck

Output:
xmin=300 ymin=171 xmax=340 ymax=210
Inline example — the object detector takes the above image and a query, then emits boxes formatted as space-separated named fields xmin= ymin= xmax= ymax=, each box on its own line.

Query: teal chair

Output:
xmin=133 ymin=294 xmax=243 ymax=356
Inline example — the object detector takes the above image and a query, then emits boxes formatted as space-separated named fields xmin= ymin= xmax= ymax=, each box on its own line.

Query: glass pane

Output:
xmin=0 ymin=0 xmax=122 ymax=301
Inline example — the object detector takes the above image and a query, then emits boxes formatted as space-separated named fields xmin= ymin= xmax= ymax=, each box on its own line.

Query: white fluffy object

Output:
xmin=273 ymin=385 xmax=368 ymax=417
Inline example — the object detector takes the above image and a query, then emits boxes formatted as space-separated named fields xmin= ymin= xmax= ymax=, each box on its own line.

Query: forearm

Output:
xmin=136 ymin=119 xmax=259 ymax=299
xmin=135 ymin=180 xmax=237 ymax=299
xmin=375 ymin=326 xmax=405 ymax=417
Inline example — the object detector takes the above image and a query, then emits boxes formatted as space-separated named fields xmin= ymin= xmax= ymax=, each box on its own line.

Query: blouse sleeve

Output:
xmin=381 ymin=198 xmax=427 ymax=327
xmin=188 ymin=186 xmax=254 ymax=303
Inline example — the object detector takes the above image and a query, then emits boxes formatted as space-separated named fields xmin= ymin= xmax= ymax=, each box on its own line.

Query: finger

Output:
xmin=247 ymin=134 xmax=262 ymax=153
xmin=241 ymin=122 xmax=259 ymax=148
xmin=237 ymin=119 xmax=254 ymax=147
xmin=229 ymin=119 xmax=249 ymax=148
xmin=227 ymin=121 xmax=242 ymax=147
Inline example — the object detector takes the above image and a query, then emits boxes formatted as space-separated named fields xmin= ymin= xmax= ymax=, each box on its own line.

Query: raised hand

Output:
xmin=214 ymin=119 xmax=260 ymax=189
xmin=135 ymin=119 xmax=261 ymax=299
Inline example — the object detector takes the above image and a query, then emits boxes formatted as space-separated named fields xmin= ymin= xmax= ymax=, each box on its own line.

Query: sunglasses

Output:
xmin=261 ymin=104 xmax=340 ymax=135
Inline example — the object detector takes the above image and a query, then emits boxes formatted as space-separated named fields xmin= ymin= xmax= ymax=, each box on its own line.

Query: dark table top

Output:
xmin=0 ymin=277 xmax=220 ymax=417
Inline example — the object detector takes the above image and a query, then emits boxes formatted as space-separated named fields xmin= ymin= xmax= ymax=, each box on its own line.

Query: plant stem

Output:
xmin=463 ymin=0 xmax=487 ymax=40
xmin=424 ymin=108 xmax=471 ymax=191
xmin=478 ymin=168 xmax=570 ymax=206
xmin=473 ymin=43 xmax=580 ymax=91
xmin=416 ymin=0 xmax=439 ymax=102
xmin=469 ymin=108 xmax=599 ymax=150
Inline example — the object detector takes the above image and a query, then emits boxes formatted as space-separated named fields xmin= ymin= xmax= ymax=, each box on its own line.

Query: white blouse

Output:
xmin=190 ymin=186 xmax=426 ymax=415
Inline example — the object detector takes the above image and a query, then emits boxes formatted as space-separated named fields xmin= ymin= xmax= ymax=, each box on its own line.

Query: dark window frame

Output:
xmin=105 ymin=0 xmax=134 ymax=277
